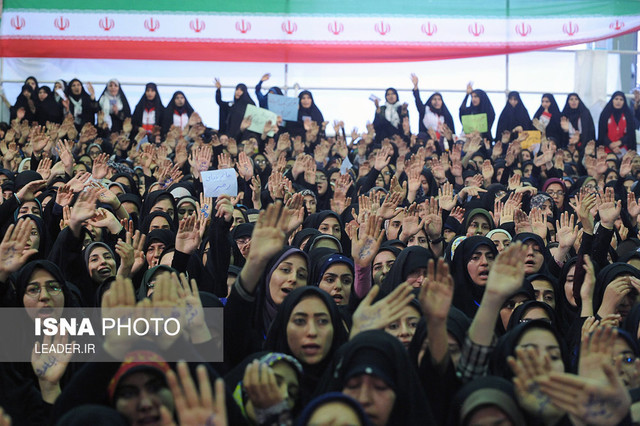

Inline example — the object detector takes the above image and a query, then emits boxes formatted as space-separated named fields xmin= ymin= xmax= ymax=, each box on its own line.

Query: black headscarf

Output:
xmin=561 ymin=92 xmax=596 ymax=145
xmin=449 ymin=236 xmax=498 ymax=318
xmin=15 ymin=260 xmax=79 ymax=309
xmin=533 ymin=94 xmax=563 ymax=142
xmin=512 ymin=233 xmax=552 ymax=276
xmin=12 ymin=84 xmax=36 ymax=122
xmin=226 ymin=84 xmax=256 ymax=139
xmin=380 ymin=246 xmax=433 ymax=295
xmin=139 ymin=211 xmax=177 ymax=234
xmin=295 ymin=392 xmax=372 ymax=426
xmin=459 ymin=89 xmax=495 ymax=140
xmin=97 ymin=79 xmax=131 ymax=132
xmin=297 ymin=90 xmax=324 ymax=125
xmin=162 ymin=91 xmax=194 ymax=133
xmin=489 ymin=319 xmax=567 ymax=381
xmin=264 ymin=286 xmax=347 ymax=401
xmin=132 ymin=83 xmax=164 ymax=131
xmin=141 ymin=190 xmax=178 ymax=227
xmin=315 ymin=330 xmax=436 ymax=425
xmin=598 ymin=91 xmax=637 ymax=151
xmin=506 ymin=300 xmax=559 ymax=332
xmin=291 ymin=228 xmax=321 ymax=249
xmin=35 ymin=86 xmax=64 ymax=125
xmin=592 ymin=262 xmax=640 ymax=317
xmin=496 ymin=91 xmax=532 ymax=137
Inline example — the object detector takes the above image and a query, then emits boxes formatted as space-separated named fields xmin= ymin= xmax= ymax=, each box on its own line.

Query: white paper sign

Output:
xmin=340 ymin=156 xmax=353 ymax=175
xmin=201 ymin=169 xmax=238 ymax=198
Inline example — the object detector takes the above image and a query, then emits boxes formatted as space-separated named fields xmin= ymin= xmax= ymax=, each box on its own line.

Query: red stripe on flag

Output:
xmin=1 ymin=31 xmax=639 ymax=62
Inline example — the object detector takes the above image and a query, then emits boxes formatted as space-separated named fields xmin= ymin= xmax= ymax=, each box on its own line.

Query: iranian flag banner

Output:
xmin=1 ymin=0 xmax=639 ymax=63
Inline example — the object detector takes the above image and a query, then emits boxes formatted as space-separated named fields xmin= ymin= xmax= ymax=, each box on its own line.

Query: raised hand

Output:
xmin=555 ymin=212 xmax=577 ymax=250
xmin=0 ymin=220 xmax=39 ymax=282
xmin=598 ymin=187 xmax=621 ymax=229
xmin=422 ymin=197 xmax=443 ymax=241
xmin=529 ymin=207 xmax=548 ymax=240
xmin=350 ymin=283 xmax=415 ymax=339
xmin=31 ymin=332 xmax=73 ymax=401
xmin=115 ymin=232 xmax=135 ymax=277
xmin=350 ymin=214 xmax=384 ymax=267
xmin=377 ymin=192 xmax=403 ymax=219
xmin=101 ymin=275 xmax=137 ymax=358
xmin=160 ymin=362 xmax=228 ymax=426
xmin=16 ymin=179 xmax=47 ymax=203
xmin=69 ymin=188 xmax=98 ymax=237
xmin=485 ymin=242 xmax=528 ymax=299
xmin=508 ymin=347 xmax=565 ymax=422
xmin=438 ymin=182 xmax=456 ymax=212
xmin=242 ymin=360 xmax=285 ymax=412
xmin=419 ymin=258 xmax=454 ymax=322
xmin=237 ymin=151 xmax=254 ymax=181
xmin=92 ymin=153 xmax=110 ymax=180
xmin=538 ymin=363 xmax=631 ymax=426
xmin=283 ymin=193 xmax=305 ymax=235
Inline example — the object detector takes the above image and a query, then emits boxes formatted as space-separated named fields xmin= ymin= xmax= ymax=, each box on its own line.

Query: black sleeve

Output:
xmin=204 ymin=217 xmax=232 ymax=298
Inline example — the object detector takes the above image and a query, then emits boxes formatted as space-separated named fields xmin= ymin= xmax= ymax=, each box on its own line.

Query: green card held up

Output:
xmin=244 ymin=104 xmax=278 ymax=136
xmin=461 ymin=113 xmax=488 ymax=133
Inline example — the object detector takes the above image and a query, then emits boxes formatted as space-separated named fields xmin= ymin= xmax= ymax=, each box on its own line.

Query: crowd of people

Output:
xmin=1 ymin=71 xmax=640 ymax=425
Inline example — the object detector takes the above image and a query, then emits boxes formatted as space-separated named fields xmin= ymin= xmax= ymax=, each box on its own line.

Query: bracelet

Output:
xmin=429 ymin=236 xmax=444 ymax=245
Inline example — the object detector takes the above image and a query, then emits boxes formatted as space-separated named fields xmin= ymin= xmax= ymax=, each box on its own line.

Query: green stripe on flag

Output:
xmin=5 ymin=0 xmax=640 ymax=17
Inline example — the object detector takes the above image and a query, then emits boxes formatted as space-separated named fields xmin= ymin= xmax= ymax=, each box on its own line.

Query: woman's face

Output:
xmin=372 ymin=251 xmax=396 ymax=286
xmin=308 ymin=401 xmax=362 ymax=426
xmin=541 ymin=97 xmax=551 ymax=110
xmin=490 ymin=233 xmax=511 ymax=253
xmin=430 ymin=94 xmax=443 ymax=109
xmin=563 ymin=265 xmax=576 ymax=307
xmin=524 ymin=241 xmax=545 ymax=275
xmin=420 ymin=175 xmax=429 ymax=194
xmin=54 ymin=81 xmax=63 ymax=91
xmin=517 ymin=328 xmax=564 ymax=373
xmin=319 ymin=217 xmax=341 ymax=240
xmin=70 ymin=80 xmax=82 ymax=95
xmin=300 ymin=94 xmax=312 ymax=109
xmin=343 ymin=374 xmax=396 ymax=426
xmin=471 ymin=93 xmax=480 ymax=107
xmin=151 ymin=198 xmax=175 ymax=220
xmin=318 ymin=263 xmax=352 ymax=306
xmin=467 ymin=246 xmax=495 ymax=286
xmin=385 ymin=90 xmax=398 ymax=104
xmin=467 ymin=406 xmax=514 ymax=426
xmin=405 ymin=267 xmax=427 ymax=288
xmin=26 ymin=220 xmax=40 ymax=251
xmin=286 ymin=295 xmax=333 ymax=365
xmin=254 ymin=155 xmax=267 ymax=171
xmin=177 ymin=203 xmax=196 ymax=221
xmin=546 ymin=183 xmax=565 ymax=209
xmin=23 ymin=268 xmax=65 ymax=320
xmin=18 ymin=201 xmax=41 ymax=218
xmin=88 ymin=246 xmax=117 ymax=284
xmin=407 ymin=229 xmax=428 ymax=249
xmin=26 ymin=78 xmax=37 ymax=91
xmin=108 ymin=81 xmax=119 ymax=96
xmin=532 ymin=279 xmax=556 ymax=309
xmin=523 ymin=164 xmax=533 ymax=178
xmin=613 ymin=95 xmax=625 ymax=109
xmin=613 ymin=337 xmax=639 ymax=389
xmin=174 ymin=94 xmax=185 ymax=107
xmin=303 ymin=195 xmax=317 ymax=214
xmin=269 ymin=254 xmax=308 ymax=306
xmin=384 ymin=305 xmax=420 ymax=349
xmin=508 ymin=96 xmax=518 ymax=107
xmin=467 ymin=214 xmax=491 ymax=236
xmin=149 ymin=216 xmax=170 ymax=231
xmin=605 ymin=171 xmax=618 ymax=184
xmin=232 ymin=209 xmax=246 ymax=228
xmin=521 ymin=150 xmax=532 ymax=162
xmin=145 ymin=86 xmax=157 ymax=101
xmin=568 ymin=95 xmax=580 ymax=109
xmin=38 ymin=88 xmax=48 ymax=102
xmin=234 ymin=87 xmax=244 ymax=100
xmin=316 ymin=172 xmax=328 ymax=194
xmin=114 ymin=371 xmax=174 ymax=425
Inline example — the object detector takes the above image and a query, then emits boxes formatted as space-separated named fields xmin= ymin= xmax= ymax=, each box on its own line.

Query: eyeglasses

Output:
xmin=547 ymin=191 xmax=564 ymax=197
xmin=25 ymin=282 xmax=62 ymax=298
xmin=235 ymin=238 xmax=251 ymax=246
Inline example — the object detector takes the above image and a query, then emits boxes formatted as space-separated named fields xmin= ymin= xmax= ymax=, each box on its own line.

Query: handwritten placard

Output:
xmin=201 ymin=169 xmax=238 ymax=198
xmin=267 ymin=94 xmax=298 ymax=121
xmin=461 ymin=113 xmax=488 ymax=133
xmin=244 ymin=104 xmax=278 ymax=136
